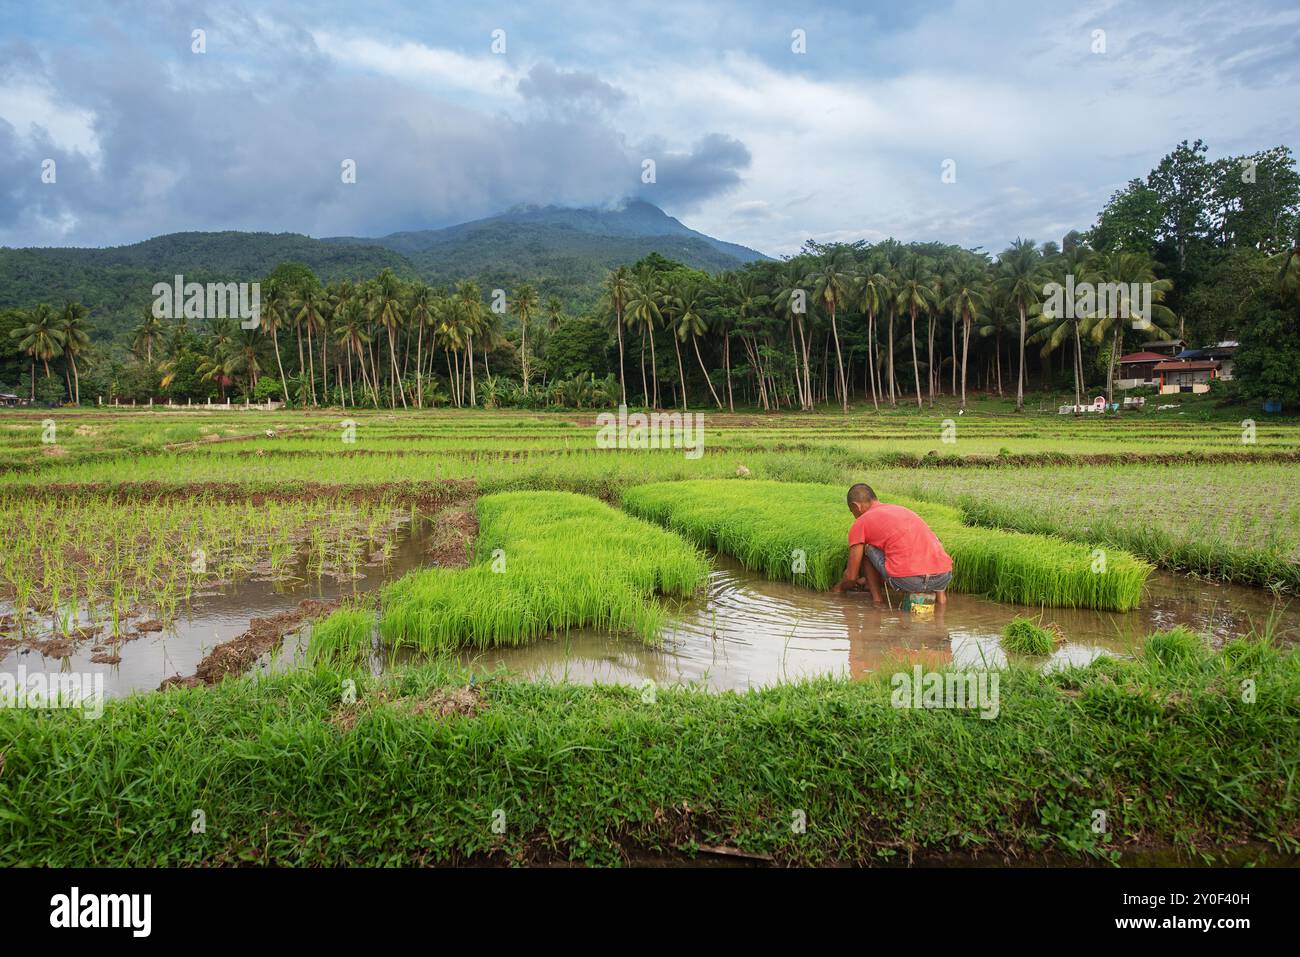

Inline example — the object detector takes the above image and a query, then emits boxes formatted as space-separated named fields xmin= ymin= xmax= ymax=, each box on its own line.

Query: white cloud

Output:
xmin=0 ymin=81 xmax=101 ymax=169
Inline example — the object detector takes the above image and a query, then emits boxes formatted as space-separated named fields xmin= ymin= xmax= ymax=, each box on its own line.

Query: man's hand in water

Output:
xmin=830 ymin=577 xmax=869 ymax=594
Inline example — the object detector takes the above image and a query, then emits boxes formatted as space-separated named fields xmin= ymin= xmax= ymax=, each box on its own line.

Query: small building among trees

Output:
xmin=1155 ymin=359 xmax=1220 ymax=394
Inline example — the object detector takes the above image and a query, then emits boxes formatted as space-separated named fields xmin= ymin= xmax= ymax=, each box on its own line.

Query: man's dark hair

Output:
xmin=847 ymin=483 xmax=877 ymax=506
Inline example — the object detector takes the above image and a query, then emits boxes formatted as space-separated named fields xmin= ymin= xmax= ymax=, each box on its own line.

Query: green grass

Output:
xmin=1142 ymin=626 xmax=1206 ymax=668
xmin=1002 ymin=616 xmax=1058 ymax=655
xmin=622 ymin=479 xmax=1153 ymax=611
xmin=316 ymin=490 xmax=711 ymax=656
xmin=2 ymin=630 xmax=1296 ymax=866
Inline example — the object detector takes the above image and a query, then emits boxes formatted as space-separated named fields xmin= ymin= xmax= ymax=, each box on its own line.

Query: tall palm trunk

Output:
xmin=909 ymin=306 xmax=923 ymax=409
xmin=796 ymin=318 xmax=812 ymax=410
xmin=887 ymin=311 xmax=897 ymax=407
xmin=639 ymin=325 xmax=648 ymax=406
xmin=672 ymin=330 xmax=687 ymax=409
xmin=414 ymin=323 xmax=424 ymax=408
xmin=467 ymin=333 xmax=476 ymax=406
xmin=271 ymin=327 xmax=288 ymax=407
xmin=950 ymin=315 xmax=957 ymax=395
xmin=305 ymin=323 xmax=317 ymax=405
xmin=995 ymin=331 xmax=1003 ymax=395
xmin=723 ymin=336 xmax=734 ymax=411
xmin=926 ymin=314 xmax=935 ymax=406
xmin=1106 ymin=326 xmax=1119 ymax=403
xmin=387 ymin=326 xmax=405 ymax=408
xmin=1073 ymin=322 xmax=1084 ymax=406
xmin=960 ymin=312 xmax=971 ymax=410
xmin=865 ymin=310 xmax=879 ymax=410
xmin=1016 ymin=304 xmax=1027 ymax=411
xmin=829 ymin=307 xmax=847 ymax=412
xmin=692 ymin=336 xmax=722 ymax=409
xmin=615 ymin=309 xmax=627 ymax=405
xmin=295 ymin=322 xmax=305 ymax=400
xmin=788 ymin=322 xmax=802 ymax=408
xmin=648 ymin=326 xmax=659 ymax=408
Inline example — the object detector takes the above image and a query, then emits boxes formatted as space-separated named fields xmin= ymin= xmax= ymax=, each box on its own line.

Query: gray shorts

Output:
xmin=865 ymin=546 xmax=951 ymax=593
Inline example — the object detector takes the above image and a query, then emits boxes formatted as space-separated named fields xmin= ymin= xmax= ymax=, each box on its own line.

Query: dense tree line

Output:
xmin=4 ymin=141 xmax=1298 ymax=410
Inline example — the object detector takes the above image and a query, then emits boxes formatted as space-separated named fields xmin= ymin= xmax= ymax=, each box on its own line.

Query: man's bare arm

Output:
xmin=830 ymin=543 xmax=865 ymax=593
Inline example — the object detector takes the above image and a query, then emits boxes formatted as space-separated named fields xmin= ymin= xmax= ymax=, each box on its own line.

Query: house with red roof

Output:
xmin=1115 ymin=351 xmax=1167 ymax=389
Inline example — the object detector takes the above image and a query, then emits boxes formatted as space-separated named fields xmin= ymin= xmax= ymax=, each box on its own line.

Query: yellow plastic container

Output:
xmin=903 ymin=592 xmax=936 ymax=620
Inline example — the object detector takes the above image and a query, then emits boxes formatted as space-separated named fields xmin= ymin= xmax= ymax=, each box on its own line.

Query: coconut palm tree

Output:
xmin=894 ymin=255 xmax=938 ymax=409
xmin=717 ymin=270 xmax=760 ymax=411
xmin=436 ymin=296 xmax=468 ymax=407
xmin=335 ymin=298 xmax=376 ymax=406
xmin=132 ymin=310 xmax=164 ymax=365
xmin=603 ymin=266 xmax=633 ymax=404
xmin=512 ymin=283 xmax=539 ymax=397
xmin=773 ymin=258 xmax=814 ymax=410
xmin=293 ymin=286 xmax=330 ymax=405
xmin=995 ymin=238 xmax=1047 ymax=411
xmin=808 ymin=247 xmax=856 ymax=411
xmin=1080 ymin=250 xmax=1178 ymax=402
xmin=259 ymin=281 xmax=291 ymax=406
xmin=226 ymin=327 xmax=263 ymax=400
xmin=456 ymin=281 xmax=484 ymax=405
xmin=371 ymin=268 xmax=408 ymax=408
xmin=674 ymin=281 xmax=723 ymax=409
xmin=196 ymin=318 xmax=239 ymax=401
xmin=857 ymin=260 xmax=893 ymax=410
xmin=661 ymin=280 xmax=690 ymax=408
xmin=408 ymin=282 xmax=437 ymax=408
xmin=545 ymin=296 xmax=563 ymax=331
xmin=12 ymin=305 xmax=64 ymax=400
xmin=58 ymin=302 xmax=90 ymax=405
xmin=1034 ymin=245 xmax=1093 ymax=406
xmin=625 ymin=268 xmax=663 ymax=407
xmin=940 ymin=261 xmax=987 ymax=409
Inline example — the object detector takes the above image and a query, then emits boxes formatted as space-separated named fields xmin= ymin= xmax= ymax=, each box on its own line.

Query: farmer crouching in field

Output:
xmin=830 ymin=483 xmax=952 ymax=607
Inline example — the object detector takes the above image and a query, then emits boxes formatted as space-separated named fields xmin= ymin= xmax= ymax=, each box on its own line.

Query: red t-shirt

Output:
xmin=848 ymin=503 xmax=953 ymax=578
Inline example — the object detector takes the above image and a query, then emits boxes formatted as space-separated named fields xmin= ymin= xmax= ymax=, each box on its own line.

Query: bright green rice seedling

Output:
xmin=307 ymin=606 xmax=376 ymax=667
xmin=1001 ymin=615 xmax=1058 ymax=655
xmin=622 ymin=480 xmax=1152 ymax=611
xmin=372 ymin=490 xmax=710 ymax=652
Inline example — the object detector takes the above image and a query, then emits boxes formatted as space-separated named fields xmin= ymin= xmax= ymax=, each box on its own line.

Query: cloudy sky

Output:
xmin=1 ymin=0 xmax=1297 ymax=256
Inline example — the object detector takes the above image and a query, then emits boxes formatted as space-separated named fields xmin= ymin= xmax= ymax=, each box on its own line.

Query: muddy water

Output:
xmin=0 ymin=521 xmax=438 ymax=698
xmin=450 ymin=558 xmax=1298 ymax=690
xmin=4 ymin=523 xmax=1295 ymax=697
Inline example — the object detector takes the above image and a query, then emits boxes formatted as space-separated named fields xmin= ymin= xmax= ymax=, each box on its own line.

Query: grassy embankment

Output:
xmin=2 ymin=629 xmax=1295 ymax=866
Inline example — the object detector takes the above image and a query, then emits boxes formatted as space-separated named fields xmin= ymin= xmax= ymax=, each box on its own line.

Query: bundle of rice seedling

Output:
xmin=1001 ymin=615 xmax=1059 ymax=655
xmin=374 ymin=491 xmax=710 ymax=652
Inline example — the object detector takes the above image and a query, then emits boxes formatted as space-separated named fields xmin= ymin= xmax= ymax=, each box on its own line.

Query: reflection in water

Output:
xmin=453 ymin=556 xmax=1296 ymax=691
xmin=5 ymin=527 xmax=1296 ymax=697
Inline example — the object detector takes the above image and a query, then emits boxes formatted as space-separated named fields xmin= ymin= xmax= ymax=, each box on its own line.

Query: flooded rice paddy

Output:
xmin=451 ymin=558 xmax=1297 ymax=689
xmin=4 ymin=521 xmax=1294 ymax=698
